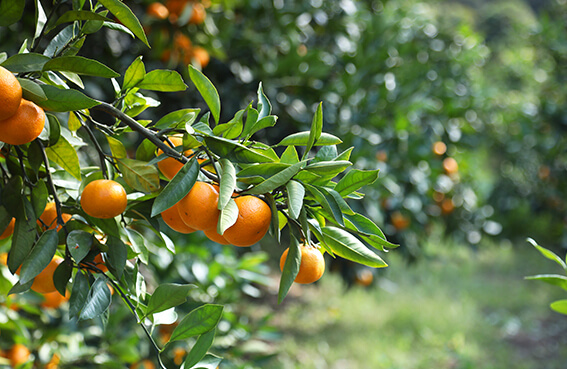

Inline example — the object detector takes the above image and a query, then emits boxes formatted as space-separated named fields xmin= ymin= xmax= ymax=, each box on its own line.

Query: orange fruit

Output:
xmin=441 ymin=198 xmax=455 ymax=215
xmin=161 ymin=203 xmax=196 ymax=234
xmin=0 ymin=66 xmax=22 ymax=121
xmin=173 ymin=347 xmax=186 ymax=365
xmin=0 ymin=217 xmax=15 ymax=240
xmin=192 ymin=46 xmax=210 ymax=68
xmin=38 ymin=202 xmax=72 ymax=231
xmin=189 ymin=3 xmax=206 ymax=24
xmin=147 ymin=2 xmax=169 ymax=19
xmin=279 ymin=244 xmax=325 ymax=284
xmin=0 ymin=252 xmax=7 ymax=265
xmin=391 ymin=211 xmax=410 ymax=231
xmin=81 ymin=179 xmax=127 ymax=219
xmin=93 ymin=253 xmax=108 ymax=273
xmin=223 ymin=196 xmax=271 ymax=247
xmin=131 ymin=359 xmax=156 ymax=369
xmin=432 ymin=141 xmax=447 ymax=156
xmin=157 ymin=136 xmax=193 ymax=180
xmin=354 ymin=269 xmax=374 ymax=287
xmin=6 ymin=343 xmax=30 ymax=368
xmin=41 ymin=289 xmax=69 ymax=309
xmin=19 ymin=255 xmax=64 ymax=294
xmin=0 ymin=99 xmax=45 ymax=145
xmin=442 ymin=157 xmax=458 ymax=175
xmin=45 ymin=353 xmax=60 ymax=369
xmin=203 ymin=228 xmax=230 ymax=245
xmin=177 ymin=182 xmax=220 ymax=231
xmin=166 ymin=0 xmax=189 ymax=22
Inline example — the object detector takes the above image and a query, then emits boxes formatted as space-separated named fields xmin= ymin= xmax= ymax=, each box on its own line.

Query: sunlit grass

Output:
xmin=269 ymin=237 xmax=567 ymax=369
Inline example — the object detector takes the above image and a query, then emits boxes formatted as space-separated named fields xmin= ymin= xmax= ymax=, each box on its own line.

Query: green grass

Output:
xmin=267 ymin=237 xmax=567 ymax=369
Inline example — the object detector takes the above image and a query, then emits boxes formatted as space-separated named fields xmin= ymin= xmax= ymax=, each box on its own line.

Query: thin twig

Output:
xmin=79 ymin=113 xmax=109 ymax=179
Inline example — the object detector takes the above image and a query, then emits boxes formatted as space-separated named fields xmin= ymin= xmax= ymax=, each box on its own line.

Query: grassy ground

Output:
xmin=263 ymin=237 xmax=567 ymax=369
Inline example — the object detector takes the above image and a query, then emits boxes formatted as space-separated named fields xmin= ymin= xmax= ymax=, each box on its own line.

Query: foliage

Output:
xmin=0 ymin=0 xmax=393 ymax=367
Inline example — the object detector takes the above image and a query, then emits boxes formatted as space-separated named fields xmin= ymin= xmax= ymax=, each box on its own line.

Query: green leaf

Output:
xmin=550 ymin=300 xmax=567 ymax=315
xmin=69 ymin=270 xmax=89 ymax=318
xmin=0 ymin=0 xmax=25 ymax=26
xmin=344 ymin=213 xmax=398 ymax=250
xmin=205 ymin=136 xmax=276 ymax=164
xmin=79 ymin=276 xmax=112 ymax=320
xmin=304 ymin=184 xmax=343 ymax=226
xmin=242 ymin=115 xmax=277 ymax=141
xmin=188 ymin=65 xmax=220 ymax=124
xmin=244 ymin=161 xmax=306 ymax=195
xmin=1 ymin=53 xmax=50 ymax=73
xmin=280 ymin=145 xmax=300 ymax=164
xmin=286 ymin=180 xmax=304 ymax=220
xmin=322 ymin=226 xmax=388 ymax=268
xmin=303 ymin=102 xmax=323 ymax=160
xmin=31 ymin=181 xmax=48 ymax=219
xmin=237 ymin=163 xmax=290 ymax=179
xmin=154 ymin=108 xmax=199 ymax=130
xmin=116 ymin=158 xmax=160 ymax=193
xmin=40 ymin=113 xmax=61 ymax=147
xmin=241 ymin=105 xmax=259 ymax=139
xmin=256 ymin=82 xmax=272 ymax=119
xmin=218 ymin=159 xmax=236 ymax=210
xmin=525 ymin=274 xmax=567 ymax=291
xmin=8 ymin=212 xmax=37 ymax=274
xmin=265 ymin=193 xmax=280 ymax=243
xmin=213 ymin=109 xmax=244 ymax=139
xmin=18 ymin=78 xmax=47 ymax=101
xmin=135 ymin=138 xmax=156 ymax=162
xmin=184 ymin=329 xmax=216 ymax=368
xmin=138 ymin=69 xmax=187 ymax=92
xmin=19 ymin=230 xmax=58 ymax=285
xmin=106 ymin=136 xmax=127 ymax=159
xmin=305 ymin=160 xmax=352 ymax=177
xmin=335 ymin=169 xmax=380 ymax=197
xmin=46 ymin=135 xmax=82 ymax=180
xmin=527 ymin=238 xmax=567 ymax=270
xmin=106 ymin=235 xmax=127 ymax=279
xmin=276 ymin=131 xmax=342 ymax=147
xmin=278 ymin=237 xmax=301 ymax=304
xmin=187 ymin=354 xmax=223 ymax=369
xmin=218 ymin=198 xmax=238 ymax=235
xmin=54 ymin=10 xmax=111 ymax=27
xmin=67 ymin=230 xmax=93 ymax=264
xmin=43 ymin=56 xmax=120 ymax=78
xmin=37 ymin=85 xmax=100 ymax=112
xmin=53 ymin=261 xmax=72 ymax=296
xmin=168 ymin=304 xmax=223 ymax=343
xmin=122 ymin=56 xmax=146 ymax=91
xmin=151 ymin=158 xmax=199 ymax=217
xmin=146 ymin=283 xmax=196 ymax=316
xmin=98 ymin=0 xmax=149 ymax=47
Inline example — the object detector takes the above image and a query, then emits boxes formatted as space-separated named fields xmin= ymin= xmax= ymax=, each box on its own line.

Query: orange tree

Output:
xmin=0 ymin=0 xmax=396 ymax=367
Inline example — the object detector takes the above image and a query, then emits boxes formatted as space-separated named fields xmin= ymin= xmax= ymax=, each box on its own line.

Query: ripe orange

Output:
xmin=432 ymin=141 xmax=447 ymax=156
xmin=40 ymin=289 xmax=69 ymax=309
xmin=354 ymin=269 xmax=374 ymax=287
xmin=131 ymin=359 xmax=156 ymax=369
xmin=147 ymin=2 xmax=169 ymax=19
xmin=0 ymin=99 xmax=45 ymax=145
xmin=0 ymin=66 xmax=22 ymax=121
xmin=0 ymin=252 xmax=7 ymax=265
xmin=177 ymin=182 xmax=220 ymax=231
xmin=81 ymin=179 xmax=128 ymax=219
xmin=391 ymin=211 xmax=410 ymax=231
xmin=441 ymin=198 xmax=455 ymax=215
xmin=192 ymin=46 xmax=210 ymax=68
xmin=45 ymin=353 xmax=60 ymax=369
xmin=442 ymin=157 xmax=458 ymax=175
xmin=38 ymin=202 xmax=72 ymax=231
xmin=161 ymin=203 xmax=196 ymax=234
xmin=279 ymin=244 xmax=325 ymax=284
xmin=24 ymin=255 xmax=64 ymax=294
xmin=93 ymin=253 xmax=108 ymax=273
xmin=0 ymin=217 xmax=15 ymax=240
xmin=189 ymin=3 xmax=206 ymax=24
xmin=6 ymin=343 xmax=30 ymax=368
xmin=165 ymin=0 xmax=189 ymax=22
xmin=203 ymin=228 xmax=230 ymax=245
xmin=157 ymin=136 xmax=193 ymax=180
xmin=173 ymin=347 xmax=187 ymax=365
xmin=223 ymin=196 xmax=271 ymax=247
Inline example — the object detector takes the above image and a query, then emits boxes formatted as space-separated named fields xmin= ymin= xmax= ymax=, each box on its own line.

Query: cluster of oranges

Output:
xmin=146 ymin=1 xmax=210 ymax=68
xmin=0 ymin=66 xmax=45 ymax=146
